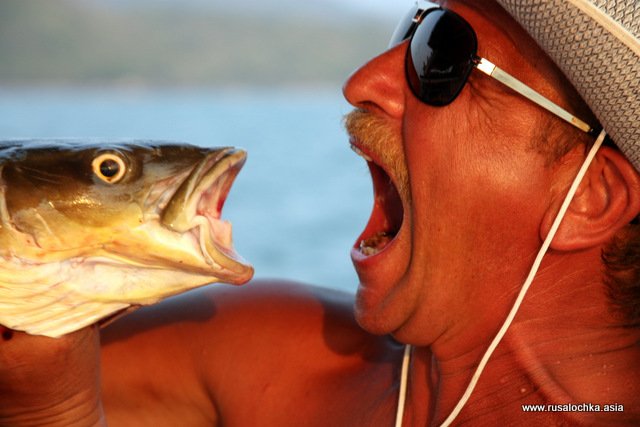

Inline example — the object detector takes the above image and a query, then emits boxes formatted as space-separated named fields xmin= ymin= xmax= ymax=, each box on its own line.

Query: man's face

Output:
xmin=344 ymin=0 xmax=576 ymax=348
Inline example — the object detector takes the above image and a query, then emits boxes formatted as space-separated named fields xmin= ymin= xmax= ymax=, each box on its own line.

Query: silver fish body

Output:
xmin=0 ymin=140 xmax=253 ymax=337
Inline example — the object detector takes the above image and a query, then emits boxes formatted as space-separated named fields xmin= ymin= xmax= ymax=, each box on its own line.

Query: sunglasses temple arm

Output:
xmin=475 ymin=58 xmax=593 ymax=133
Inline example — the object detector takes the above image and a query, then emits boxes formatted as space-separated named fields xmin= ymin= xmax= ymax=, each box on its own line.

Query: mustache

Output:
xmin=343 ymin=108 xmax=397 ymax=150
xmin=343 ymin=108 xmax=409 ymax=198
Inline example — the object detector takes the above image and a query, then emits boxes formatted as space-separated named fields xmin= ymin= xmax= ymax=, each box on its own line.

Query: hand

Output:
xmin=0 ymin=325 xmax=106 ymax=426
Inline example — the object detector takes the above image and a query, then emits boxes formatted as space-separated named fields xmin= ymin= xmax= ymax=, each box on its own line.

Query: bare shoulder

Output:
xmin=100 ymin=280 xmax=402 ymax=426
xmin=102 ymin=279 xmax=382 ymax=357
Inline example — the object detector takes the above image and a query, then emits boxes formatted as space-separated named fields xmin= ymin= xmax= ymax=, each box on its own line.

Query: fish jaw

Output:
xmin=160 ymin=147 xmax=253 ymax=283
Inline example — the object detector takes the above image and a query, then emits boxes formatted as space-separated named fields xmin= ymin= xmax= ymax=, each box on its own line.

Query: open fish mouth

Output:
xmin=0 ymin=140 xmax=255 ymax=337
xmin=161 ymin=147 xmax=253 ymax=283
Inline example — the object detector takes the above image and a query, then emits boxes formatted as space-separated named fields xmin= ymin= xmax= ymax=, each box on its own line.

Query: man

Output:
xmin=1 ymin=0 xmax=639 ymax=425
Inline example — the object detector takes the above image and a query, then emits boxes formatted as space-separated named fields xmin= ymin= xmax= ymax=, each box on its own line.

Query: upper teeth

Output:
xmin=350 ymin=144 xmax=373 ymax=162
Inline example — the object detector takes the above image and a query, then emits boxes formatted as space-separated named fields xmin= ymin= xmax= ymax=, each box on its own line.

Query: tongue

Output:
xmin=360 ymin=231 xmax=394 ymax=256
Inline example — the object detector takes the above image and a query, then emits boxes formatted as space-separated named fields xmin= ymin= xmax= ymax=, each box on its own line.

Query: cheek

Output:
xmin=402 ymin=106 xmax=553 ymax=250
xmin=403 ymin=96 xmax=550 ymax=193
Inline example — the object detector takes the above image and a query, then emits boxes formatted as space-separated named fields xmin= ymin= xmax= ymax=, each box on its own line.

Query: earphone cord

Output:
xmin=395 ymin=344 xmax=413 ymax=427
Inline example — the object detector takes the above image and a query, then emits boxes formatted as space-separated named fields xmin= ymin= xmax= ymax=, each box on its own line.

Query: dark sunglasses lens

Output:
xmin=389 ymin=6 xmax=420 ymax=48
xmin=406 ymin=10 xmax=477 ymax=106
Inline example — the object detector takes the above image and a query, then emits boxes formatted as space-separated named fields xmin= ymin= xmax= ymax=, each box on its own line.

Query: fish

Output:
xmin=0 ymin=140 xmax=253 ymax=338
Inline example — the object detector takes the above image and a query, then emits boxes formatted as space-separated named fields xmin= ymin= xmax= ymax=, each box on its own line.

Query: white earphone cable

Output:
xmin=395 ymin=344 xmax=413 ymax=427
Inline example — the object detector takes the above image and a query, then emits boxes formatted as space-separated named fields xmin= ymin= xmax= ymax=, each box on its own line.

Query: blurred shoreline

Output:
xmin=0 ymin=0 xmax=397 ymax=88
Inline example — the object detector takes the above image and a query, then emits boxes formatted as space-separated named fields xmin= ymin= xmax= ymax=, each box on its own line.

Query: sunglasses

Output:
xmin=391 ymin=1 xmax=595 ymax=134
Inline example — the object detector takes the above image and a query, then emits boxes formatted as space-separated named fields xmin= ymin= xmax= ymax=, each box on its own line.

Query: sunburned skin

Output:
xmin=1 ymin=327 xmax=13 ymax=341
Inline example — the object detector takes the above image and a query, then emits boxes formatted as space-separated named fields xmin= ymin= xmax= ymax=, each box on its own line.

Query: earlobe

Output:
xmin=542 ymin=146 xmax=640 ymax=251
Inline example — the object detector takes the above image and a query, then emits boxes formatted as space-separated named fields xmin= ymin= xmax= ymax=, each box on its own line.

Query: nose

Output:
xmin=342 ymin=43 xmax=407 ymax=119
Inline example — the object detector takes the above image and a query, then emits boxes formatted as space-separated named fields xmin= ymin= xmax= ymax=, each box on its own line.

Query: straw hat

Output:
xmin=496 ymin=0 xmax=640 ymax=170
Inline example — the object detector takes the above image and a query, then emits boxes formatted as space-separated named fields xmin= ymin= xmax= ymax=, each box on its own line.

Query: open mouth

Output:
xmin=352 ymin=144 xmax=404 ymax=257
xmin=161 ymin=148 xmax=253 ymax=282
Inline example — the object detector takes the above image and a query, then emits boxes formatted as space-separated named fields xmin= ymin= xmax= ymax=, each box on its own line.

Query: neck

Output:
xmin=405 ymin=248 xmax=640 ymax=426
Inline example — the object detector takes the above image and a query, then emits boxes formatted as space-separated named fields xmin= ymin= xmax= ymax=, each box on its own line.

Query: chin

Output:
xmin=353 ymin=295 xmax=398 ymax=335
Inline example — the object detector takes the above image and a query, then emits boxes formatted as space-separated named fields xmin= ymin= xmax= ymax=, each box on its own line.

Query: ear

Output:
xmin=541 ymin=146 xmax=640 ymax=251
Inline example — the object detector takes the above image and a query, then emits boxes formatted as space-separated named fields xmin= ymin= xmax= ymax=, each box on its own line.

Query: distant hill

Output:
xmin=0 ymin=0 xmax=396 ymax=87
xmin=88 ymin=0 xmax=406 ymax=22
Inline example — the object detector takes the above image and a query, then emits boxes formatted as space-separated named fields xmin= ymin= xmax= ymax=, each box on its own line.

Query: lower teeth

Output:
xmin=360 ymin=232 xmax=393 ymax=256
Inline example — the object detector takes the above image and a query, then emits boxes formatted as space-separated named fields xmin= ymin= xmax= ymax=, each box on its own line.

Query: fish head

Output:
xmin=0 ymin=140 xmax=253 ymax=336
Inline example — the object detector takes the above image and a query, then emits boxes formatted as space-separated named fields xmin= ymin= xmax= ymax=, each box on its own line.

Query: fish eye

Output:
xmin=92 ymin=153 xmax=127 ymax=184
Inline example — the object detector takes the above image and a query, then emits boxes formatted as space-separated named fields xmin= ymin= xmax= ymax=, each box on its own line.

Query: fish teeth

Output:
xmin=350 ymin=144 xmax=373 ymax=162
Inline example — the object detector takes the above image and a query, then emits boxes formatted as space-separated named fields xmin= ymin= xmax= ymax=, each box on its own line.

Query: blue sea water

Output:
xmin=0 ymin=86 xmax=372 ymax=293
